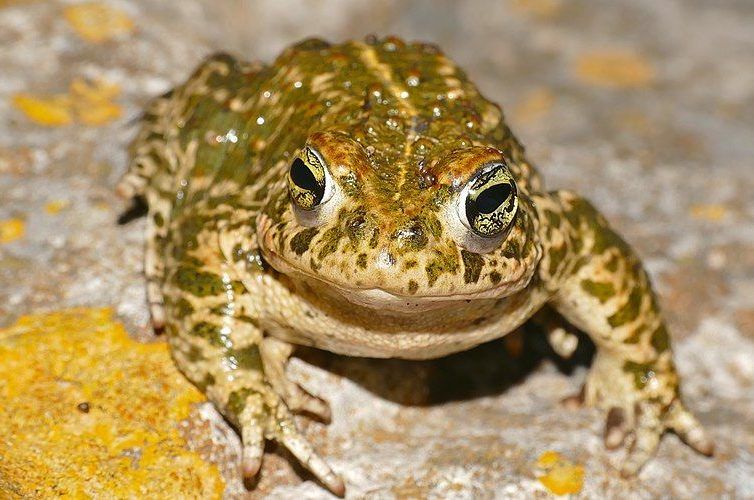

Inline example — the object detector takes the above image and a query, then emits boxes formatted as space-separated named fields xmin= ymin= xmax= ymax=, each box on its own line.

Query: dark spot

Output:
xmin=196 ymin=373 xmax=216 ymax=391
xmin=76 ymin=402 xmax=90 ymax=413
xmin=153 ymin=212 xmax=164 ymax=228
xmin=650 ymin=324 xmax=670 ymax=352
xmin=489 ymin=271 xmax=502 ymax=284
xmin=290 ymin=228 xmax=319 ymax=255
xmin=461 ymin=250 xmax=484 ymax=284
xmin=356 ymin=253 xmax=368 ymax=269
xmin=546 ymin=245 xmax=567 ymax=276
xmin=186 ymin=345 xmax=205 ymax=362
xmin=408 ymin=280 xmax=419 ymax=294
xmin=117 ymin=196 xmax=147 ymax=224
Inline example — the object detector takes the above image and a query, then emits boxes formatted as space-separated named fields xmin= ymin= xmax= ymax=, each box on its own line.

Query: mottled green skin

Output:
xmin=120 ymin=37 xmax=712 ymax=494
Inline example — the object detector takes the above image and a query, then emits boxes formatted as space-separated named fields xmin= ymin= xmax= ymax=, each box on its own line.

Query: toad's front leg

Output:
xmin=534 ymin=190 xmax=714 ymax=475
xmin=161 ymin=223 xmax=343 ymax=495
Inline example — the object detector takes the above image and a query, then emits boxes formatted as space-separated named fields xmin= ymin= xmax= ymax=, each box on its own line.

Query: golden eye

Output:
xmin=461 ymin=163 xmax=518 ymax=237
xmin=288 ymin=147 xmax=327 ymax=210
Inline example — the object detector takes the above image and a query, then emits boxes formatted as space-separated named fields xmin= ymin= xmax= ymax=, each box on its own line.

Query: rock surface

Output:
xmin=1 ymin=0 xmax=752 ymax=498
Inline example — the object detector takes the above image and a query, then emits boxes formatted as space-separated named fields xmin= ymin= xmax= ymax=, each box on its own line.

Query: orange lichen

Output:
xmin=12 ymin=78 xmax=122 ymax=127
xmin=64 ymin=2 xmax=135 ymax=43
xmin=0 ymin=308 xmax=224 ymax=498
xmin=574 ymin=49 xmax=655 ymax=88
xmin=0 ymin=217 xmax=25 ymax=243
xmin=510 ymin=0 xmax=563 ymax=19
xmin=512 ymin=88 xmax=555 ymax=124
xmin=535 ymin=450 xmax=584 ymax=495
xmin=690 ymin=204 xmax=728 ymax=222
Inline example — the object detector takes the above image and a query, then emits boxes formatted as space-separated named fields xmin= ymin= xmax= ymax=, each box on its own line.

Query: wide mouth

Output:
xmin=262 ymin=246 xmax=512 ymax=313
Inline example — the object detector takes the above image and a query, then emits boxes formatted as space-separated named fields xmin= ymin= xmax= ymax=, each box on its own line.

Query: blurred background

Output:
xmin=0 ymin=0 xmax=752 ymax=498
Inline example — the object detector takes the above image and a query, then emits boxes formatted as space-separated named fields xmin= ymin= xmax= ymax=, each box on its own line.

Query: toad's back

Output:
xmin=124 ymin=37 xmax=540 ymax=223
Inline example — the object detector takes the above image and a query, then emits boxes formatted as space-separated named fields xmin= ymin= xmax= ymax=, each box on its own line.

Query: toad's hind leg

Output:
xmin=534 ymin=190 xmax=714 ymax=475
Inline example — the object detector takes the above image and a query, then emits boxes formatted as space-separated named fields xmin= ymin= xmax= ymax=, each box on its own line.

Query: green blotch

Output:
xmin=425 ymin=251 xmax=459 ymax=287
xmin=356 ymin=253 xmax=368 ymax=269
xmin=153 ymin=212 xmax=164 ymax=228
xmin=502 ymin=239 xmax=520 ymax=259
xmin=624 ymin=327 xmax=643 ymax=344
xmin=651 ymin=324 xmax=670 ymax=352
xmin=196 ymin=373 xmax=216 ymax=391
xmin=317 ymin=226 xmax=344 ymax=260
xmin=623 ymin=360 xmax=655 ymax=390
xmin=173 ymin=297 xmax=195 ymax=318
xmin=408 ymin=280 xmax=419 ymax=294
xmin=189 ymin=321 xmax=229 ymax=347
xmin=186 ymin=345 xmax=205 ymax=363
xmin=226 ymin=388 xmax=254 ymax=416
xmin=544 ymin=209 xmax=561 ymax=228
xmin=580 ymin=279 xmax=616 ymax=303
xmin=608 ymin=286 xmax=644 ymax=327
xmin=605 ymin=254 xmax=619 ymax=272
xmin=369 ymin=227 xmax=380 ymax=248
xmin=461 ymin=250 xmax=483 ymax=284
xmin=547 ymin=245 xmax=567 ymax=276
xmin=229 ymin=345 xmax=262 ymax=371
xmin=290 ymin=228 xmax=319 ymax=255
xmin=423 ymin=213 xmax=443 ymax=238
xmin=489 ymin=271 xmax=502 ymax=284
xmin=174 ymin=266 xmax=226 ymax=297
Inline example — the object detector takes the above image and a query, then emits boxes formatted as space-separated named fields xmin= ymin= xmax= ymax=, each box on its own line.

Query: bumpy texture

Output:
xmin=4 ymin=1 xmax=753 ymax=497
xmin=119 ymin=37 xmax=713 ymax=495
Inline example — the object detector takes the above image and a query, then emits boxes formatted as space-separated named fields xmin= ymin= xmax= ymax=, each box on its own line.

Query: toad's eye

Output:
xmin=288 ymin=148 xmax=328 ymax=210
xmin=459 ymin=162 xmax=518 ymax=238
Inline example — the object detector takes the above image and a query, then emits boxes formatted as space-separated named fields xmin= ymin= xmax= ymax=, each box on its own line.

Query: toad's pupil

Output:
xmin=475 ymin=183 xmax=511 ymax=214
xmin=290 ymin=157 xmax=320 ymax=193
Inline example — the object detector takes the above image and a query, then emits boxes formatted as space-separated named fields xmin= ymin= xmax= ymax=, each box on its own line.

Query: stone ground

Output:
xmin=1 ymin=0 xmax=753 ymax=498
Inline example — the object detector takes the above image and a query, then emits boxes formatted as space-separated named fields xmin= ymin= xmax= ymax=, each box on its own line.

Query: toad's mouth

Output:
xmin=261 ymin=246 xmax=516 ymax=313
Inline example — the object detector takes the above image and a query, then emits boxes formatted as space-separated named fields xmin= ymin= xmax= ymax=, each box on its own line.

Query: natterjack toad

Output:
xmin=119 ymin=37 xmax=713 ymax=495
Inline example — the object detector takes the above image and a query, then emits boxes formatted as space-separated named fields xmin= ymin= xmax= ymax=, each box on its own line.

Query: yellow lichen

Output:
xmin=535 ymin=450 xmax=584 ymax=495
xmin=44 ymin=199 xmax=70 ymax=215
xmin=574 ymin=49 xmax=655 ymax=88
xmin=70 ymin=78 xmax=123 ymax=124
xmin=0 ymin=308 xmax=224 ymax=498
xmin=11 ymin=94 xmax=73 ymax=126
xmin=12 ymin=78 xmax=122 ymax=127
xmin=0 ymin=217 xmax=25 ymax=243
xmin=64 ymin=2 xmax=135 ymax=43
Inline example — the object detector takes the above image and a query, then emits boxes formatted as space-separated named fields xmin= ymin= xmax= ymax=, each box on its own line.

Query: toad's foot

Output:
xmin=236 ymin=389 xmax=344 ymax=496
xmin=584 ymin=353 xmax=714 ymax=476
xmin=231 ymin=337 xmax=341 ymax=495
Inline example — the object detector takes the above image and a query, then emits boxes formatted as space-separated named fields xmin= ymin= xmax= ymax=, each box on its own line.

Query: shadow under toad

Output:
xmin=296 ymin=321 xmax=595 ymax=407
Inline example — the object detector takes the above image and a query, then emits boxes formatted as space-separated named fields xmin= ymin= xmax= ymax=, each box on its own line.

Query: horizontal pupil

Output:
xmin=475 ymin=183 xmax=511 ymax=214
